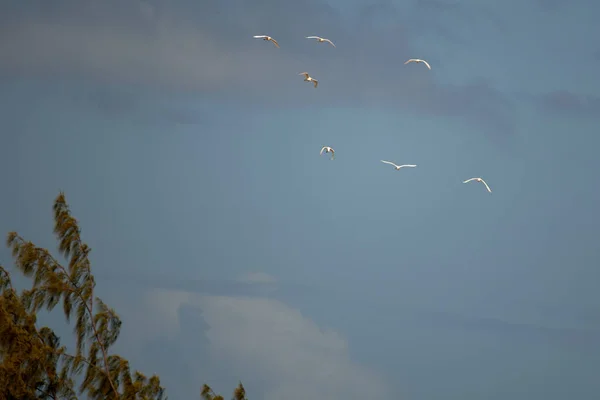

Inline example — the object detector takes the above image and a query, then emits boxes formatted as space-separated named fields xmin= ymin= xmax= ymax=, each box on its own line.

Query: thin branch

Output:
xmin=0 ymin=265 xmax=14 ymax=291
xmin=14 ymin=234 xmax=119 ymax=398
xmin=58 ymin=351 xmax=107 ymax=377
xmin=35 ymin=386 xmax=57 ymax=400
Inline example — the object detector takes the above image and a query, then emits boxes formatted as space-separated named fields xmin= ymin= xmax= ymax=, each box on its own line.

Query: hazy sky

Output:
xmin=1 ymin=0 xmax=600 ymax=399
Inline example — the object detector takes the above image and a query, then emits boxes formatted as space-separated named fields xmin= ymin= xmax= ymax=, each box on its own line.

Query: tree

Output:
xmin=202 ymin=383 xmax=247 ymax=400
xmin=0 ymin=192 xmax=249 ymax=400
xmin=0 ymin=267 xmax=78 ymax=399
xmin=0 ymin=192 xmax=165 ymax=399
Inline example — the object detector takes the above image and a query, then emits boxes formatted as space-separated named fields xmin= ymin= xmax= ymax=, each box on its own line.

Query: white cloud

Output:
xmin=135 ymin=288 xmax=389 ymax=400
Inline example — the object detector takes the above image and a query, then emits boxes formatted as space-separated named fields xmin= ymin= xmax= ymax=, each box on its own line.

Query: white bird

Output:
xmin=299 ymin=72 xmax=318 ymax=88
xmin=253 ymin=35 xmax=280 ymax=48
xmin=305 ymin=36 xmax=336 ymax=47
xmin=320 ymin=146 xmax=335 ymax=160
xmin=380 ymin=160 xmax=417 ymax=170
xmin=404 ymin=58 xmax=431 ymax=70
xmin=463 ymin=177 xmax=492 ymax=193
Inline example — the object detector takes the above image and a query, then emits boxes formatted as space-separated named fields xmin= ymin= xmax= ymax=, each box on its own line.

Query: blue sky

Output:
xmin=1 ymin=0 xmax=600 ymax=399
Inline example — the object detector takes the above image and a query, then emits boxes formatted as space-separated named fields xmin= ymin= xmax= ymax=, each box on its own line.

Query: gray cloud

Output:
xmin=81 ymin=85 xmax=206 ymax=125
xmin=237 ymin=271 xmax=277 ymax=284
xmin=533 ymin=0 xmax=593 ymax=11
xmin=94 ymin=269 xmax=320 ymax=299
xmin=117 ymin=287 xmax=391 ymax=400
xmin=536 ymin=90 xmax=600 ymax=117
xmin=416 ymin=310 xmax=600 ymax=349
xmin=0 ymin=0 xmax=516 ymax=138
xmin=102 ymin=272 xmax=600 ymax=352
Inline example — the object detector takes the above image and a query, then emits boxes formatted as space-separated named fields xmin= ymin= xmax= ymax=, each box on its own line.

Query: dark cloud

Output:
xmin=534 ymin=0 xmax=566 ymax=11
xmin=84 ymin=86 xmax=206 ymax=125
xmin=0 ymin=0 xmax=516 ymax=138
xmin=533 ymin=0 xmax=592 ymax=11
xmin=411 ymin=0 xmax=507 ymax=34
xmin=537 ymin=90 xmax=600 ymax=117
xmin=417 ymin=310 xmax=600 ymax=349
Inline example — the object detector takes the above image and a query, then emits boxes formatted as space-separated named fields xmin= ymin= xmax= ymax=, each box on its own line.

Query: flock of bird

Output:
xmin=252 ymin=34 xmax=493 ymax=194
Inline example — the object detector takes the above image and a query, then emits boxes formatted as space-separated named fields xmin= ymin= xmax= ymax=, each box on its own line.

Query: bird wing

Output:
xmin=313 ymin=80 xmax=318 ymax=88
xmin=404 ymin=59 xmax=416 ymax=64
xmin=380 ymin=160 xmax=399 ymax=168
xmin=320 ymin=147 xmax=327 ymax=155
xmin=299 ymin=72 xmax=309 ymax=77
xmin=324 ymin=39 xmax=336 ymax=47
xmin=306 ymin=36 xmax=320 ymax=39
xmin=398 ymin=165 xmax=417 ymax=168
xmin=463 ymin=178 xmax=476 ymax=184
xmin=422 ymin=60 xmax=431 ymax=69
xmin=270 ymin=39 xmax=280 ymax=48
xmin=480 ymin=180 xmax=492 ymax=193
xmin=253 ymin=35 xmax=267 ymax=38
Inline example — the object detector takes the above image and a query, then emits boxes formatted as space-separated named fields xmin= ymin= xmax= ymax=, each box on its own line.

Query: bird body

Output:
xmin=299 ymin=72 xmax=318 ymax=88
xmin=463 ymin=177 xmax=492 ymax=193
xmin=404 ymin=58 xmax=431 ymax=70
xmin=320 ymin=146 xmax=335 ymax=160
xmin=253 ymin=35 xmax=280 ymax=48
xmin=380 ymin=160 xmax=417 ymax=170
xmin=306 ymin=36 xmax=336 ymax=47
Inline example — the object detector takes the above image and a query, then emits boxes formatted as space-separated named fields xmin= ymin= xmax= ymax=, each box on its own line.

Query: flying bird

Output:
xmin=253 ymin=35 xmax=280 ymax=48
xmin=404 ymin=58 xmax=431 ymax=70
xmin=320 ymin=146 xmax=335 ymax=160
xmin=463 ymin=177 xmax=492 ymax=193
xmin=380 ymin=160 xmax=417 ymax=170
xmin=306 ymin=36 xmax=336 ymax=47
xmin=299 ymin=72 xmax=318 ymax=88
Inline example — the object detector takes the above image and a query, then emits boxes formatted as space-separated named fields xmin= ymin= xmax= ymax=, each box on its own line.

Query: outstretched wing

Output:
xmin=380 ymin=160 xmax=399 ymax=168
xmin=270 ymin=38 xmax=280 ymax=48
xmin=306 ymin=36 xmax=320 ymax=39
xmin=398 ymin=164 xmax=417 ymax=168
xmin=320 ymin=147 xmax=327 ymax=155
xmin=253 ymin=35 xmax=267 ymax=38
xmin=324 ymin=39 xmax=336 ymax=47
xmin=299 ymin=72 xmax=309 ymax=77
xmin=313 ymin=79 xmax=318 ymax=88
xmin=463 ymin=178 xmax=476 ymax=184
xmin=480 ymin=180 xmax=492 ymax=193
xmin=404 ymin=59 xmax=416 ymax=64
xmin=422 ymin=60 xmax=431 ymax=70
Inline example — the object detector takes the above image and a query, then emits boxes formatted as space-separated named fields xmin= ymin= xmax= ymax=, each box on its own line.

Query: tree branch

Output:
xmin=14 ymin=234 xmax=119 ymax=398
xmin=0 ymin=265 xmax=14 ymax=291
xmin=35 ymin=386 xmax=57 ymax=400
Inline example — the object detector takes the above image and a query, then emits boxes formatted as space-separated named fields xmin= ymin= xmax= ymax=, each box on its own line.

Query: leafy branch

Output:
xmin=202 ymin=382 xmax=247 ymax=400
xmin=3 ymin=192 xmax=166 ymax=399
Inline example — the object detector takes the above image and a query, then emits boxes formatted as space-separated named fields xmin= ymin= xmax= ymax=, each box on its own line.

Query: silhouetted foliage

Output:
xmin=0 ymin=192 xmax=248 ymax=400
xmin=202 ymin=383 xmax=247 ymax=400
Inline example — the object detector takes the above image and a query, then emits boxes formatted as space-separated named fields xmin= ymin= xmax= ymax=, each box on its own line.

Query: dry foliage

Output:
xmin=0 ymin=192 xmax=247 ymax=399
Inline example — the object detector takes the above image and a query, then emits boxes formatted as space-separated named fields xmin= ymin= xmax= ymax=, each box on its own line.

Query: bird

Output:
xmin=305 ymin=36 xmax=336 ymax=47
xmin=299 ymin=72 xmax=318 ymax=88
xmin=320 ymin=146 xmax=335 ymax=160
xmin=380 ymin=160 xmax=417 ymax=170
xmin=463 ymin=177 xmax=492 ymax=193
xmin=404 ymin=58 xmax=431 ymax=70
xmin=253 ymin=35 xmax=280 ymax=48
